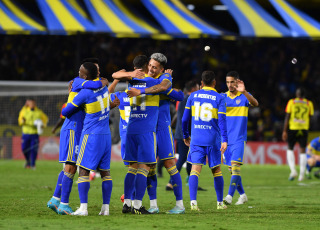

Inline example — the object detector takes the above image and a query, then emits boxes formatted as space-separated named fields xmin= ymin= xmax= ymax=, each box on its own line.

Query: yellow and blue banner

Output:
xmin=270 ymin=0 xmax=320 ymax=37
xmin=36 ymin=0 xmax=96 ymax=34
xmin=0 ymin=0 xmax=45 ymax=34
xmin=141 ymin=0 xmax=222 ymax=38
xmin=220 ymin=0 xmax=291 ymax=37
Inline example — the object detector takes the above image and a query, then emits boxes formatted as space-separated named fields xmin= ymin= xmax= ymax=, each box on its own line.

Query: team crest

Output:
xmin=236 ymin=99 xmax=241 ymax=105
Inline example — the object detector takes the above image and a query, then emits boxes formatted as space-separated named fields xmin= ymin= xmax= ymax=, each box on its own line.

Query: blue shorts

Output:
xmin=120 ymin=134 xmax=129 ymax=166
xmin=124 ymin=132 xmax=157 ymax=164
xmin=77 ymin=134 xmax=111 ymax=171
xmin=224 ymin=141 xmax=245 ymax=166
xmin=157 ymin=126 xmax=175 ymax=161
xmin=59 ymin=129 xmax=80 ymax=163
xmin=187 ymin=144 xmax=221 ymax=168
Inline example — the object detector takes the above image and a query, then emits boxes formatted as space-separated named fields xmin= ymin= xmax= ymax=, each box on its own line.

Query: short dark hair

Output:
xmin=296 ymin=87 xmax=306 ymax=98
xmin=201 ymin=71 xmax=215 ymax=86
xmin=82 ymin=62 xmax=98 ymax=80
xmin=81 ymin=58 xmax=99 ymax=65
xmin=226 ymin=71 xmax=239 ymax=79
xmin=185 ymin=80 xmax=198 ymax=92
xmin=26 ymin=97 xmax=35 ymax=101
xmin=133 ymin=55 xmax=149 ymax=69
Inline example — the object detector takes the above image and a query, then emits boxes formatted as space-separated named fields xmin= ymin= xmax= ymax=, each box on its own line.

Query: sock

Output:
xmin=150 ymin=199 xmax=158 ymax=208
xmin=60 ymin=202 xmax=68 ymax=205
xmin=189 ymin=170 xmax=200 ymax=201
xmin=124 ymin=199 xmax=131 ymax=207
xmin=299 ymin=154 xmax=307 ymax=178
xmin=190 ymin=200 xmax=197 ymax=206
xmin=53 ymin=170 xmax=64 ymax=198
xmin=80 ymin=203 xmax=87 ymax=211
xmin=167 ymin=165 xmax=183 ymax=201
xmin=134 ymin=168 xmax=149 ymax=205
xmin=102 ymin=175 xmax=113 ymax=204
xmin=213 ymin=171 xmax=224 ymax=202
xmin=287 ymin=150 xmax=296 ymax=173
xmin=101 ymin=204 xmax=109 ymax=212
xmin=147 ymin=167 xmax=157 ymax=201
xmin=176 ymin=200 xmax=184 ymax=208
xmin=133 ymin=200 xmax=142 ymax=209
xmin=236 ymin=177 xmax=245 ymax=195
xmin=124 ymin=167 xmax=137 ymax=199
xmin=60 ymin=171 xmax=74 ymax=203
xmin=228 ymin=165 xmax=241 ymax=197
xmin=77 ymin=176 xmax=90 ymax=204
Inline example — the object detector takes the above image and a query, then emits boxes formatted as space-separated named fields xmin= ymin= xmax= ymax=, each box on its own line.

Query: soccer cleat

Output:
xmin=89 ymin=172 xmax=96 ymax=181
xmin=99 ymin=210 xmax=109 ymax=216
xmin=122 ymin=204 xmax=132 ymax=214
xmin=166 ymin=206 xmax=185 ymax=214
xmin=235 ymin=194 xmax=248 ymax=205
xmin=132 ymin=206 xmax=151 ymax=215
xmin=71 ymin=208 xmax=88 ymax=216
xmin=166 ymin=184 xmax=173 ymax=191
xmin=120 ymin=194 xmax=124 ymax=203
xmin=298 ymin=175 xmax=304 ymax=182
xmin=288 ymin=171 xmax=298 ymax=181
xmin=314 ymin=170 xmax=320 ymax=179
xmin=223 ymin=195 xmax=232 ymax=205
xmin=57 ymin=204 xmax=73 ymax=215
xmin=47 ymin=198 xmax=60 ymax=213
xmin=217 ymin=202 xmax=227 ymax=209
xmin=197 ymin=186 xmax=207 ymax=191
xmin=148 ymin=207 xmax=159 ymax=214
xmin=190 ymin=204 xmax=200 ymax=211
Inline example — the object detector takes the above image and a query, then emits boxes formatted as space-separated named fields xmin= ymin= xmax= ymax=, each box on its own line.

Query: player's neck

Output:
xmin=229 ymin=90 xmax=238 ymax=97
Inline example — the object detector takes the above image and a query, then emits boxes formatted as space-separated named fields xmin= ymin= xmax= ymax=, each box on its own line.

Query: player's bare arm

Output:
xmin=112 ymin=69 xmax=144 ymax=81
xmin=236 ymin=80 xmax=259 ymax=106
xmin=127 ymin=79 xmax=172 ymax=97
xmin=110 ymin=95 xmax=120 ymax=109
xmin=100 ymin=77 xmax=109 ymax=87
xmin=282 ymin=113 xmax=290 ymax=141
xmin=183 ymin=137 xmax=191 ymax=147
xmin=108 ymin=79 xmax=119 ymax=93
xmin=220 ymin=142 xmax=228 ymax=154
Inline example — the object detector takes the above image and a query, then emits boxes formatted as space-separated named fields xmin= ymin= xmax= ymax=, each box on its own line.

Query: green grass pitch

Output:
xmin=0 ymin=160 xmax=319 ymax=230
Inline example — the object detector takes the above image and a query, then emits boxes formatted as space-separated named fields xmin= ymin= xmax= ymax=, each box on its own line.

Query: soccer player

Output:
xmin=47 ymin=59 xmax=108 ymax=215
xmin=182 ymin=70 xmax=228 ymax=211
xmin=282 ymin=87 xmax=314 ymax=181
xmin=110 ymin=55 xmax=149 ymax=214
xmin=18 ymin=98 xmax=48 ymax=169
xmin=127 ymin=53 xmax=185 ymax=214
xmin=62 ymin=62 xmax=118 ymax=216
xmin=222 ymin=71 xmax=258 ymax=206
xmin=112 ymin=62 xmax=161 ymax=215
xmin=305 ymin=136 xmax=320 ymax=179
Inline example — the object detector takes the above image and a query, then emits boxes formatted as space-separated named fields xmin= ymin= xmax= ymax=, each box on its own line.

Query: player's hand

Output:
xmin=220 ymin=142 xmax=227 ymax=154
xmin=235 ymin=79 xmax=246 ymax=93
xmin=113 ymin=95 xmax=120 ymax=107
xmin=51 ymin=127 xmax=56 ymax=134
xmin=184 ymin=137 xmax=191 ymax=147
xmin=131 ymin=69 xmax=144 ymax=79
xmin=100 ymin=77 xmax=109 ymax=87
xmin=282 ymin=131 xmax=287 ymax=142
xmin=165 ymin=69 xmax=173 ymax=76
xmin=68 ymin=80 xmax=74 ymax=93
xmin=127 ymin=88 xmax=141 ymax=98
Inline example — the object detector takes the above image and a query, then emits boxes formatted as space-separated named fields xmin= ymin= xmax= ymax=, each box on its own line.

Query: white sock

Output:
xmin=133 ymin=200 xmax=142 ymax=209
xmin=190 ymin=200 xmax=197 ymax=206
xmin=80 ymin=203 xmax=88 ymax=211
xmin=176 ymin=200 xmax=184 ymax=208
xmin=124 ymin=199 xmax=131 ymax=207
xmin=287 ymin=150 xmax=296 ymax=173
xmin=150 ymin=199 xmax=157 ymax=208
xmin=101 ymin=204 xmax=109 ymax=212
xmin=60 ymin=202 xmax=68 ymax=205
xmin=299 ymin=154 xmax=307 ymax=177
xmin=52 ymin=196 xmax=60 ymax=201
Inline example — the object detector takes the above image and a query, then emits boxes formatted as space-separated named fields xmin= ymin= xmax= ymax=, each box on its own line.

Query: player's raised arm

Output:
xmin=112 ymin=69 xmax=144 ymax=81
xmin=236 ymin=80 xmax=259 ymax=107
xmin=62 ymin=91 xmax=86 ymax=118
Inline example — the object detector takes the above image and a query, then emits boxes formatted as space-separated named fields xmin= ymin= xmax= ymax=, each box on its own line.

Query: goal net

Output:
xmin=0 ymin=81 xmax=126 ymax=160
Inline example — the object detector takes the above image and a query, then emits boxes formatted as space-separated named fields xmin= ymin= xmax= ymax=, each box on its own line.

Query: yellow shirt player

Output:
xmin=282 ymin=88 xmax=314 ymax=181
xmin=18 ymin=98 xmax=48 ymax=169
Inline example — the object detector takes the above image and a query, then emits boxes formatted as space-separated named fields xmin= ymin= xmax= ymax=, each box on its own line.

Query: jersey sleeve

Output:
xmin=160 ymin=73 xmax=172 ymax=83
xmin=60 ymin=103 xmax=67 ymax=119
xmin=62 ymin=90 xmax=87 ymax=118
xmin=309 ymin=100 xmax=314 ymax=116
xmin=18 ymin=107 xmax=26 ymax=126
xmin=182 ymin=96 xmax=192 ymax=139
xmin=165 ymin=89 xmax=184 ymax=101
xmin=81 ymin=80 xmax=102 ymax=89
xmin=285 ymin=99 xmax=293 ymax=113
xmin=218 ymin=97 xmax=228 ymax=143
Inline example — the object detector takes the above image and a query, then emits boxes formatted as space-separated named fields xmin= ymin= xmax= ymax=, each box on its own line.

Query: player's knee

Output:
xmin=308 ymin=158 xmax=316 ymax=167
xmin=211 ymin=165 xmax=221 ymax=175
xmin=129 ymin=162 xmax=138 ymax=169
xmin=164 ymin=159 xmax=176 ymax=169
xmin=100 ymin=170 xmax=110 ymax=177
xmin=79 ymin=167 xmax=90 ymax=177
xmin=64 ymin=162 xmax=77 ymax=174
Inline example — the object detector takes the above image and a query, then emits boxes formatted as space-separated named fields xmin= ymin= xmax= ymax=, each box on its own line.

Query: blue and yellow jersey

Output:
xmin=62 ymin=85 xmax=111 ymax=135
xmin=110 ymin=91 xmax=130 ymax=137
xmin=307 ymin=137 xmax=320 ymax=156
xmin=155 ymin=73 xmax=184 ymax=130
xmin=285 ymin=98 xmax=314 ymax=130
xmin=221 ymin=91 xmax=251 ymax=145
xmin=183 ymin=87 xmax=227 ymax=146
xmin=18 ymin=106 xmax=48 ymax=134
xmin=61 ymin=77 xmax=102 ymax=132
xmin=127 ymin=77 xmax=160 ymax=134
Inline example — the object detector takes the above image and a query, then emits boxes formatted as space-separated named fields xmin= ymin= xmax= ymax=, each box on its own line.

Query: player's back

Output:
xmin=61 ymin=77 xmax=86 ymax=132
xmin=286 ymin=97 xmax=314 ymax=130
xmin=188 ymin=86 xmax=226 ymax=146
xmin=222 ymin=91 xmax=250 ymax=145
xmin=127 ymin=77 xmax=160 ymax=134
xmin=156 ymin=73 xmax=172 ymax=130
xmin=80 ymin=86 xmax=111 ymax=135
xmin=110 ymin=91 xmax=130 ymax=136
xmin=308 ymin=137 xmax=320 ymax=155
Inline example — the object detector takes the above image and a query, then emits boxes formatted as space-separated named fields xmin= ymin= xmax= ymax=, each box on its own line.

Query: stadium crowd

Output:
xmin=0 ymin=35 xmax=319 ymax=141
